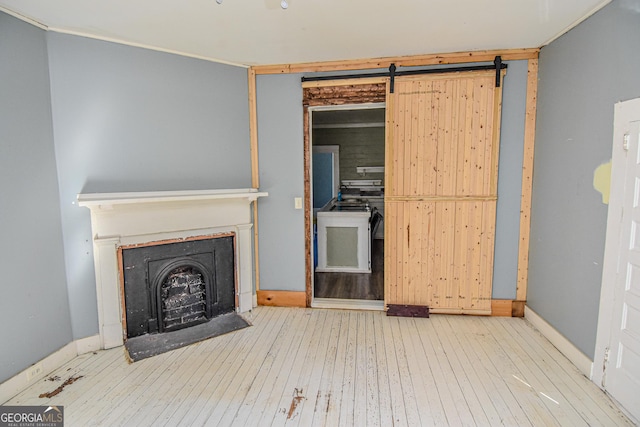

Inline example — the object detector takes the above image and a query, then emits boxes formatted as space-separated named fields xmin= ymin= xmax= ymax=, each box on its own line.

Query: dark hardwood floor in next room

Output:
xmin=314 ymin=239 xmax=383 ymax=300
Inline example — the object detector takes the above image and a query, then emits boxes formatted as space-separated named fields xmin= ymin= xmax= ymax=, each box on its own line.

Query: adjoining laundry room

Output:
xmin=310 ymin=105 xmax=385 ymax=304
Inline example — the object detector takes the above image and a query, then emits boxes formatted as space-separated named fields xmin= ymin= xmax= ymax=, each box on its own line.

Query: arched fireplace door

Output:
xmin=152 ymin=257 xmax=214 ymax=333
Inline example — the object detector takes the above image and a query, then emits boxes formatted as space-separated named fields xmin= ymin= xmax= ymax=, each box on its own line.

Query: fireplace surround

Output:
xmin=78 ymin=188 xmax=267 ymax=349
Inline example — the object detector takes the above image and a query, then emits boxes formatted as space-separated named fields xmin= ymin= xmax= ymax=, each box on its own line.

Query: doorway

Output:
xmin=309 ymin=104 xmax=386 ymax=309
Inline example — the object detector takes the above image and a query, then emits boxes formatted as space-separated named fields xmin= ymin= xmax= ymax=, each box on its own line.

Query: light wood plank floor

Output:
xmin=5 ymin=307 xmax=633 ymax=426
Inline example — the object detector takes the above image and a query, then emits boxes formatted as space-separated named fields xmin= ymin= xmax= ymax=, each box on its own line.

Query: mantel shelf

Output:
xmin=77 ymin=188 xmax=268 ymax=209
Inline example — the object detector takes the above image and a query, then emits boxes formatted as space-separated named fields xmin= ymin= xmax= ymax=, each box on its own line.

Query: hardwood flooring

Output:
xmin=314 ymin=239 xmax=383 ymax=300
xmin=5 ymin=306 xmax=633 ymax=426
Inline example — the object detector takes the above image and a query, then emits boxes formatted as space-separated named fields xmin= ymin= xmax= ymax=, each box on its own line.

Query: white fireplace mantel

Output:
xmin=78 ymin=188 xmax=267 ymax=349
xmin=77 ymin=188 xmax=266 ymax=208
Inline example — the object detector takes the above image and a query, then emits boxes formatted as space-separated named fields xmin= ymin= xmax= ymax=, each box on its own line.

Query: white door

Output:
xmin=594 ymin=97 xmax=640 ymax=421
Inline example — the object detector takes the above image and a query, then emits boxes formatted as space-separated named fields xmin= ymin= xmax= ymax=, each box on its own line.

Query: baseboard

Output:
xmin=512 ymin=300 xmax=525 ymax=317
xmin=257 ymin=290 xmax=306 ymax=307
xmin=524 ymin=306 xmax=593 ymax=378
xmin=0 ymin=334 xmax=101 ymax=404
xmin=491 ymin=299 xmax=513 ymax=316
xmin=491 ymin=300 xmax=526 ymax=317
xmin=0 ymin=342 xmax=76 ymax=404
xmin=75 ymin=334 xmax=101 ymax=355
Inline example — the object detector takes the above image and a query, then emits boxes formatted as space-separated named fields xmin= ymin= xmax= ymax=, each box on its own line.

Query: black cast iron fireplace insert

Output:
xmin=122 ymin=236 xmax=236 ymax=339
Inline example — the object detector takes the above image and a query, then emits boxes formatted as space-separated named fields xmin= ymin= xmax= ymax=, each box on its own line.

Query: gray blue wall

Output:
xmin=0 ymin=11 xmax=252 ymax=384
xmin=0 ymin=13 xmax=73 ymax=383
xmin=46 ymin=34 xmax=252 ymax=340
xmin=528 ymin=0 xmax=640 ymax=359
xmin=256 ymin=74 xmax=306 ymax=291
xmin=256 ymin=62 xmax=529 ymax=300
xmin=494 ymin=60 xmax=528 ymax=299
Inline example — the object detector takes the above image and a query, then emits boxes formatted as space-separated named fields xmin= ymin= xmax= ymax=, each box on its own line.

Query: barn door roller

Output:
xmin=301 ymin=56 xmax=507 ymax=93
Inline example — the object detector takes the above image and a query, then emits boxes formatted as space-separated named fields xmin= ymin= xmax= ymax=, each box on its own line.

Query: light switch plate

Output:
xmin=294 ymin=197 xmax=303 ymax=209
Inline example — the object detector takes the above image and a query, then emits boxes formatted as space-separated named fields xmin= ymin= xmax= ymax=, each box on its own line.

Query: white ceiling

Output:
xmin=0 ymin=0 xmax=610 ymax=67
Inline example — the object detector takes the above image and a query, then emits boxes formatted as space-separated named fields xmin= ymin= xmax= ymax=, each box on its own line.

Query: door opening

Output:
xmin=309 ymin=104 xmax=386 ymax=309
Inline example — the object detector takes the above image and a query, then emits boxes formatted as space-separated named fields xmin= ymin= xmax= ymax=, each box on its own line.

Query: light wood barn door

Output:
xmin=384 ymin=70 xmax=504 ymax=314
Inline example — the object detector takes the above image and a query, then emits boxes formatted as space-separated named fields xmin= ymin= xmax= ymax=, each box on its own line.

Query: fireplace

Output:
xmin=78 ymin=189 xmax=267 ymax=349
xmin=122 ymin=235 xmax=236 ymax=338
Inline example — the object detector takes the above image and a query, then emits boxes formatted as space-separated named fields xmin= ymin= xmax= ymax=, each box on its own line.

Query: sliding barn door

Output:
xmin=385 ymin=70 xmax=504 ymax=314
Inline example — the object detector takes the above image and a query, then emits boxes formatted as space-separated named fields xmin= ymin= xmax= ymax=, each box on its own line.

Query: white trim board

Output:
xmin=77 ymin=188 xmax=267 ymax=207
xmin=0 ymin=335 xmax=101 ymax=404
xmin=0 ymin=5 xmax=47 ymax=29
xmin=524 ymin=306 xmax=593 ymax=378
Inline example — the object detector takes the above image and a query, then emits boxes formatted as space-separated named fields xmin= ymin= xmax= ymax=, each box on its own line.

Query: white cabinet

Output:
xmin=316 ymin=209 xmax=371 ymax=273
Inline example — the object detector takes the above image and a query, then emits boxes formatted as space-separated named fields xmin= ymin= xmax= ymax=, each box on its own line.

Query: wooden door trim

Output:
xmin=248 ymin=68 xmax=261 ymax=294
xmin=516 ymin=58 xmax=539 ymax=302
xmin=253 ymin=48 xmax=539 ymax=75
xmin=303 ymin=105 xmax=312 ymax=307
xmin=302 ymin=77 xmax=388 ymax=88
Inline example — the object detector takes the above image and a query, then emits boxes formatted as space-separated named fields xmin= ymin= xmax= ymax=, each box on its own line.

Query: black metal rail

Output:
xmin=302 ymin=56 xmax=507 ymax=93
